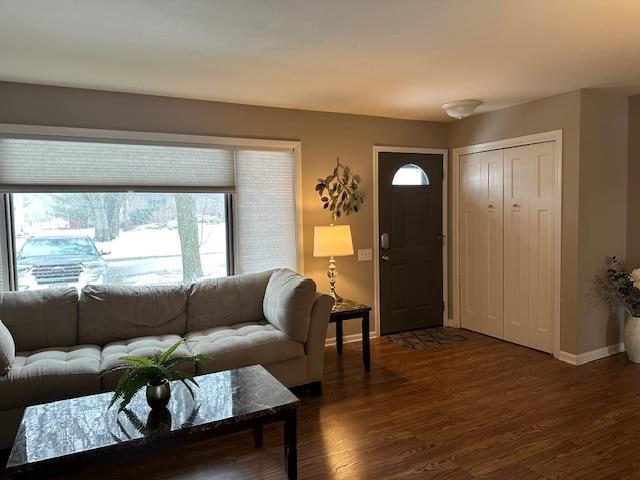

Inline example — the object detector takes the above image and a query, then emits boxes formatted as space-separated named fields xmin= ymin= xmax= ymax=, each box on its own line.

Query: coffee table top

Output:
xmin=6 ymin=365 xmax=298 ymax=474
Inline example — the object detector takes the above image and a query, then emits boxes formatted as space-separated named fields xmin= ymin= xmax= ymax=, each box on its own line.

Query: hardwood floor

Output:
xmin=7 ymin=330 xmax=640 ymax=479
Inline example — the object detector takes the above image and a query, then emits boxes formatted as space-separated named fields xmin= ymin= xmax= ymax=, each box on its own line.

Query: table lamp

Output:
xmin=313 ymin=225 xmax=354 ymax=303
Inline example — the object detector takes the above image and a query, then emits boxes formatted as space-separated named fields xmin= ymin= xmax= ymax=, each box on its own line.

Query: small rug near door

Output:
xmin=384 ymin=327 xmax=467 ymax=350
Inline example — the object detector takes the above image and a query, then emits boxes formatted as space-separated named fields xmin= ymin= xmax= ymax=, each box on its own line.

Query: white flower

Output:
xmin=631 ymin=268 xmax=640 ymax=290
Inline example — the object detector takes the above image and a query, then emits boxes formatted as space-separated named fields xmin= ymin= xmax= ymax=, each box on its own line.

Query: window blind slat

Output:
xmin=235 ymin=149 xmax=297 ymax=273
xmin=0 ymin=138 xmax=235 ymax=192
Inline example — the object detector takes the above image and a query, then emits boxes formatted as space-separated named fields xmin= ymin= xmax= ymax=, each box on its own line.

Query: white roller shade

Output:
xmin=235 ymin=149 xmax=298 ymax=273
xmin=0 ymin=138 xmax=235 ymax=192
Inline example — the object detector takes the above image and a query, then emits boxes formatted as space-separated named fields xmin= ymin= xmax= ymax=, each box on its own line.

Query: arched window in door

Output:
xmin=391 ymin=163 xmax=429 ymax=186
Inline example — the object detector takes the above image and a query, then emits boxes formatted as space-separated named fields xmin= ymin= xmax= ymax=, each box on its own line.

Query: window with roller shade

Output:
xmin=0 ymin=130 xmax=299 ymax=291
xmin=235 ymin=149 xmax=298 ymax=273
xmin=0 ymin=138 xmax=235 ymax=192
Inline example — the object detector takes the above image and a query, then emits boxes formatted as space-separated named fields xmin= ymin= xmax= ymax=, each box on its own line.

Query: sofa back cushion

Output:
xmin=0 ymin=320 xmax=15 ymax=375
xmin=0 ymin=288 xmax=78 ymax=351
xmin=78 ymin=285 xmax=188 ymax=345
xmin=263 ymin=268 xmax=316 ymax=342
xmin=187 ymin=270 xmax=273 ymax=331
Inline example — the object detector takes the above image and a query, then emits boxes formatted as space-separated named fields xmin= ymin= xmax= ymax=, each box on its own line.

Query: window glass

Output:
xmin=391 ymin=164 xmax=429 ymax=186
xmin=13 ymin=192 xmax=227 ymax=290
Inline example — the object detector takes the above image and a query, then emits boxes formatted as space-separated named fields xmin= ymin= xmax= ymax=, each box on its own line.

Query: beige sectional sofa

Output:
xmin=0 ymin=268 xmax=334 ymax=448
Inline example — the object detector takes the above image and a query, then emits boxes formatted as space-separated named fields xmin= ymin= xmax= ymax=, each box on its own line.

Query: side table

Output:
xmin=330 ymin=299 xmax=372 ymax=372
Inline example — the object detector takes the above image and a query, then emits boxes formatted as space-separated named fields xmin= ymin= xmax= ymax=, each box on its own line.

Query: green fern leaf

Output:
xmin=117 ymin=371 xmax=149 ymax=412
xmin=180 ymin=378 xmax=195 ymax=400
xmin=158 ymin=339 xmax=186 ymax=365
xmin=118 ymin=356 xmax=154 ymax=368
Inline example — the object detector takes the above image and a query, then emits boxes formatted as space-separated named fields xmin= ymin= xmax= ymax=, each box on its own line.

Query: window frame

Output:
xmin=7 ymin=191 xmax=233 ymax=290
xmin=0 ymin=124 xmax=303 ymax=291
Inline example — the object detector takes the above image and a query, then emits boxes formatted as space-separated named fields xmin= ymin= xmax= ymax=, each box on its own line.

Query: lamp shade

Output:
xmin=313 ymin=225 xmax=354 ymax=257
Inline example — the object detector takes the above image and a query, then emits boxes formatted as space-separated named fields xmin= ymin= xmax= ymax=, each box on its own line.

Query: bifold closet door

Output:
xmin=503 ymin=145 xmax=530 ymax=347
xmin=504 ymin=142 xmax=556 ymax=353
xmin=460 ymin=149 xmax=504 ymax=339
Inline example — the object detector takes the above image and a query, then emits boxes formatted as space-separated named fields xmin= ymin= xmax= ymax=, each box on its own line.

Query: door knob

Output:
xmin=512 ymin=203 xmax=521 ymax=208
xmin=381 ymin=255 xmax=390 ymax=261
xmin=488 ymin=204 xmax=495 ymax=209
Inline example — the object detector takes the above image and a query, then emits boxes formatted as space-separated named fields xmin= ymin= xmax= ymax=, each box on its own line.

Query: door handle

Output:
xmin=381 ymin=255 xmax=390 ymax=261
xmin=381 ymin=233 xmax=390 ymax=250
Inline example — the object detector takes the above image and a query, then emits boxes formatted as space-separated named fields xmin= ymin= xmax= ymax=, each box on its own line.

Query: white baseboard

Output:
xmin=445 ymin=318 xmax=459 ymax=328
xmin=325 ymin=331 xmax=377 ymax=347
xmin=557 ymin=343 xmax=625 ymax=366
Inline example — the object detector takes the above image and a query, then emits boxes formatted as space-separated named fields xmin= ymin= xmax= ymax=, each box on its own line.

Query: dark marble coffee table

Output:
xmin=5 ymin=365 xmax=299 ymax=479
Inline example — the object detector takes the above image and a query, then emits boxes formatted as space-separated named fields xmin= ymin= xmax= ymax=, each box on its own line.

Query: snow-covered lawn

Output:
xmin=16 ymin=223 xmax=227 ymax=258
xmin=15 ymin=223 xmax=228 ymax=287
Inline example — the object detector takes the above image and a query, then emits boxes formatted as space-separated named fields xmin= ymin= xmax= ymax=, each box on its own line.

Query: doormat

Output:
xmin=384 ymin=327 xmax=467 ymax=350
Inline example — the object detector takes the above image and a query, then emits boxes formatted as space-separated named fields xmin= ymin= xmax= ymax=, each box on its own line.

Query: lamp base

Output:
xmin=331 ymin=291 xmax=343 ymax=304
xmin=327 ymin=256 xmax=343 ymax=304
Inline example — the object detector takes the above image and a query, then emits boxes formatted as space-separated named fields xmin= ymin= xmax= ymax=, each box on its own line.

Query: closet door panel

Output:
xmin=460 ymin=153 xmax=483 ymax=334
xmin=483 ymin=150 xmax=504 ymax=338
xmin=503 ymin=146 xmax=530 ymax=347
xmin=460 ymin=150 xmax=503 ymax=339
xmin=528 ymin=142 xmax=556 ymax=353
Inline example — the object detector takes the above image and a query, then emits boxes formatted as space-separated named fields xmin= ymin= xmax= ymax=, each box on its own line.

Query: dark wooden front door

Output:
xmin=379 ymin=152 xmax=444 ymax=335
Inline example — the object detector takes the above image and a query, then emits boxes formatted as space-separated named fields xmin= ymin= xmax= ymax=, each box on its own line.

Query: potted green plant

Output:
xmin=592 ymin=257 xmax=640 ymax=362
xmin=101 ymin=339 xmax=209 ymax=411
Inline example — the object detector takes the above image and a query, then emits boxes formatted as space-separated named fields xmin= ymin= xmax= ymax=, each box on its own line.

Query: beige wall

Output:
xmin=0 ymin=81 xmax=448 ymax=339
xmin=0 ymin=81 xmax=633 ymax=355
xmin=577 ymin=89 xmax=628 ymax=353
xmin=448 ymin=91 xmax=582 ymax=354
xmin=628 ymin=95 xmax=640 ymax=267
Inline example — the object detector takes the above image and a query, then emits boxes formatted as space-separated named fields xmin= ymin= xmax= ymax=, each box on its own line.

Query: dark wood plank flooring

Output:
xmin=5 ymin=330 xmax=640 ymax=479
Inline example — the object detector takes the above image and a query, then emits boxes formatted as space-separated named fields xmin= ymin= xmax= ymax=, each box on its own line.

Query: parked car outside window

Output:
xmin=16 ymin=236 xmax=108 ymax=290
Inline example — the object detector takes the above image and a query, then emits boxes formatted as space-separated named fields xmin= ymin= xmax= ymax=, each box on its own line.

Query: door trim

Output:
xmin=373 ymin=146 xmax=449 ymax=338
xmin=451 ymin=130 xmax=563 ymax=357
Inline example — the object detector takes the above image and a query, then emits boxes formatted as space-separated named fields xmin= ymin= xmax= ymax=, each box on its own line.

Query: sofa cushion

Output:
xmin=263 ymin=268 xmax=316 ymax=342
xmin=79 ymin=285 xmax=189 ymax=345
xmin=99 ymin=334 xmax=194 ymax=390
xmin=0 ymin=321 xmax=15 ymax=375
xmin=187 ymin=270 xmax=273 ymax=331
xmin=0 ymin=288 xmax=78 ymax=351
xmin=186 ymin=322 xmax=305 ymax=374
xmin=0 ymin=345 xmax=101 ymax=410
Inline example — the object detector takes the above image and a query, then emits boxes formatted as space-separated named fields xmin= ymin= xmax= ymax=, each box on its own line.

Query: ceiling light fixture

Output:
xmin=441 ymin=99 xmax=482 ymax=119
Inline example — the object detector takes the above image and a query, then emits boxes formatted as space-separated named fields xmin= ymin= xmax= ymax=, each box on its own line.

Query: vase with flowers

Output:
xmin=592 ymin=257 xmax=640 ymax=362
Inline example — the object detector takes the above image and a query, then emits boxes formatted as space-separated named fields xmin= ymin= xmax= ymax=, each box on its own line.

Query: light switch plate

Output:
xmin=358 ymin=248 xmax=372 ymax=261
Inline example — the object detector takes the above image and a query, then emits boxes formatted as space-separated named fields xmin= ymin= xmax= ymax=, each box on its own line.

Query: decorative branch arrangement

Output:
xmin=315 ymin=157 xmax=364 ymax=223
xmin=591 ymin=256 xmax=640 ymax=317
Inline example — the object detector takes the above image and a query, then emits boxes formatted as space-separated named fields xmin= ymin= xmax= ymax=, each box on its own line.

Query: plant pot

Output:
xmin=146 ymin=381 xmax=170 ymax=409
xmin=624 ymin=316 xmax=640 ymax=363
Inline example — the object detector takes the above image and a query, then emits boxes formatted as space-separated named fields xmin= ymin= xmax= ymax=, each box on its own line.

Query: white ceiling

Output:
xmin=1 ymin=0 xmax=640 ymax=121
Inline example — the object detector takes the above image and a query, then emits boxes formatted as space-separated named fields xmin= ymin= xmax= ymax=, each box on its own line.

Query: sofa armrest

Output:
xmin=305 ymin=293 xmax=334 ymax=382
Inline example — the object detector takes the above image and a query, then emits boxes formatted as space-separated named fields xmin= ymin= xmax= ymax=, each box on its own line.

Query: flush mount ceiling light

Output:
xmin=441 ymin=99 xmax=482 ymax=119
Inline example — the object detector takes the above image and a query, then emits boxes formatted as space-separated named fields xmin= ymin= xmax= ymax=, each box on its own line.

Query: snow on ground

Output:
xmin=16 ymin=223 xmax=227 ymax=258
xmin=15 ymin=223 xmax=228 ymax=287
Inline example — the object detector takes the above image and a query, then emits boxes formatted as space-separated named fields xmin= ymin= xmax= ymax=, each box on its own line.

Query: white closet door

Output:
xmin=460 ymin=150 xmax=504 ymax=339
xmin=503 ymin=142 xmax=556 ymax=353
xmin=460 ymin=152 xmax=483 ymax=334
xmin=503 ymin=145 xmax=530 ymax=346
xmin=527 ymin=141 xmax=556 ymax=353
